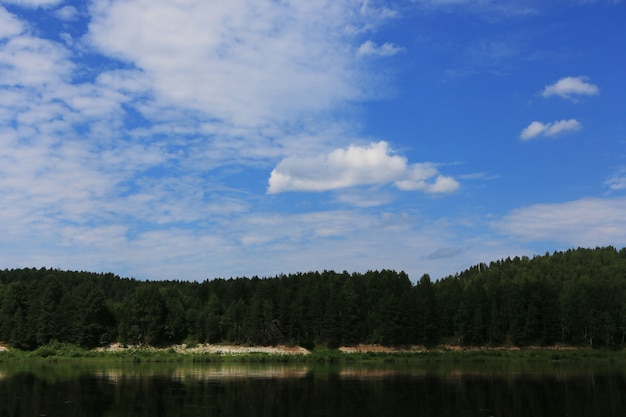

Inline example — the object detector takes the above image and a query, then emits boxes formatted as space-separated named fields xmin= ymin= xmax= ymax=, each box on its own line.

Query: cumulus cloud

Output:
xmin=1 ymin=0 xmax=437 ymax=280
xmin=519 ymin=119 xmax=582 ymax=140
xmin=267 ymin=141 xmax=459 ymax=194
xmin=494 ymin=197 xmax=626 ymax=247
xmin=357 ymin=40 xmax=404 ymax=57
xmin=542 ymin=76 xmax=599 ymax=100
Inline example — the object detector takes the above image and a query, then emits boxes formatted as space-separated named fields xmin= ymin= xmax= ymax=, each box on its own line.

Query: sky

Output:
xmin=1 ymin=0 xmax=625 ymax=282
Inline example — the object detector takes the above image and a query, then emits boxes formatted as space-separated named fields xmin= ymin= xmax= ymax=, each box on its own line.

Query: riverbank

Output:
xmin=95 ymin=342 xmax=311 ymax=356
xmin=1 ymin=341 xmax=625 ymax=363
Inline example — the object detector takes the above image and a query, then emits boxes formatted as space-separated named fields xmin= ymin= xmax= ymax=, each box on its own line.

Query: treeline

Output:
xmin=1 ymin=246 xmax=626 ymax=350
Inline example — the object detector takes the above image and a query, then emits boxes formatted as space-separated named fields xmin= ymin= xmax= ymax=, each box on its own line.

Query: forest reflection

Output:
xmin=1 ymin=363 xmax=625 ymax=417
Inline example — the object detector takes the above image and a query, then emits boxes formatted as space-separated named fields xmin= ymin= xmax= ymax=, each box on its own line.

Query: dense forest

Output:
xmin=1 ymin=246 xmax=626 ymax=350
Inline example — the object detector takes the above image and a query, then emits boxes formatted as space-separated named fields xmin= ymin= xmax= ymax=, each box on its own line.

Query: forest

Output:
xmin=1 ymin=246 xmax=626 ymax=350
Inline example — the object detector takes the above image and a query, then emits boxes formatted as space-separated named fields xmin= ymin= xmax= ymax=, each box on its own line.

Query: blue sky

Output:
xmin=1 ymin=0 xmax=625 ymax=281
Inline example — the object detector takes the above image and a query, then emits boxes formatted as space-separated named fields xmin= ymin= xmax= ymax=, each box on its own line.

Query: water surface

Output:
xmin=0 ymin=361 xmax=624 ymax=416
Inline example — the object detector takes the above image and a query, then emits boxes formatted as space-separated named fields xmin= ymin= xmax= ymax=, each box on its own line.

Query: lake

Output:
xmin=1 ymin=361 xmax=625 ymax=416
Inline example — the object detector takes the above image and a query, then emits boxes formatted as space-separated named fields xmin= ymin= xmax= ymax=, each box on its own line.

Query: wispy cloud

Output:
xmin=1 ymin=0 xmax=63 ymax=8
xmin=267 ymin=141 xmax=459 ymax=194
xmin=0 ymin=0 xmax=425 ymax=280
xmin=357 ymin=40 xmax=404 ymax=57
xmin=541 ymin=76 xmax=599 ymax=100
xmin=0 ymin=7 xmax=24 ymax=38
xmin=231 ymin=209 xmax=476 ymax=280
xmin=3 ymin=0 xmax=616 ymax=283
xmin=53 ymin=5 xmax=79 ymax=21
xmin=606 ymin=169 xmax=626 ymax=191
xmin=87 ymin=0 xmax=371 ymax=130
xmin=494 ymin=197 xmax=626 ymax=247
xmin=519 ymin=119 xmax=582 ymax=140
xmin=359 ymin=0 xmax=399 ymax=19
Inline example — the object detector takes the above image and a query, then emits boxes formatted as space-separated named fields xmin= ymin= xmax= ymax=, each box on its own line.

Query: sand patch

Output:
xmin=339 ymin=344 xmax=426 ymax=353
xmin=96 ymin=343 xmax=311 ymax=355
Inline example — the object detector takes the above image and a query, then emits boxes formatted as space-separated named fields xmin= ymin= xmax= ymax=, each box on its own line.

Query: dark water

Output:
xmin=1 ymin=361 xmax=625 ymax=417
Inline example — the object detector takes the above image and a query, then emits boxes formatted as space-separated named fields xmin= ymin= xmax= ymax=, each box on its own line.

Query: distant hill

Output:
xmin=1 ymin=246 xmax=625 ymax=350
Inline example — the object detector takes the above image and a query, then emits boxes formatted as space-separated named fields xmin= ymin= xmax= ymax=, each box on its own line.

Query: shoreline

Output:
xmin=95 ymin=342 xmax=312 ymax=356
xmin=1 ymin=342 xmax=623 ymax=363
xmin=96 ymin=342 xmax=592 ymax=355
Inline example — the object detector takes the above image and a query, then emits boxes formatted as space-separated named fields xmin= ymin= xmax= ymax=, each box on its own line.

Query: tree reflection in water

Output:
xmin=0 ymin=363 xmax=624 ymax=417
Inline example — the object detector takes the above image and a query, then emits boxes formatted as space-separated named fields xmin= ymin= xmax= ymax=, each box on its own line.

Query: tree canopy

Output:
xmin=1 ymin=246 xmax=626 ymax=350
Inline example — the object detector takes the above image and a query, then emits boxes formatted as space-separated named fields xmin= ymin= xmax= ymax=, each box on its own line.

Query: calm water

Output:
xmin=0 ymin=361 xmax=625 ymax=417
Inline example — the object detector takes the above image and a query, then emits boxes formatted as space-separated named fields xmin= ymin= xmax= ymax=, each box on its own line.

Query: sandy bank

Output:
xmin=95 ymin=343 xmax=311 ymax=355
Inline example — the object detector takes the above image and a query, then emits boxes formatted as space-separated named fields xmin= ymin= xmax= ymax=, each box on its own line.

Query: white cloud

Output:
xmin=359 ymin=0 xmax=398 ymax=19
xmin=0 ymin=0 xmax=400 ymax=237
xmin=607 ymin=177 xmax=626 ymax=190
xmin=53 ymin=5 xmax=79 ymax=21
xmin=0 ymin=22 xmax=179 ymax=259
xmin=0 ymin=35 xmax=74 ymax=86
xmin=520 ymin=121 xmax=547 ymax=140
xmin=231 ymin=209 xmax=463 ymax=280
xmin=494 ymin=197 xmax=626 ymax=247
xmin=0 ymin=0 xmax=63 ymax=8
xmin=519 ymin=119 xmax=582 ymax=140
xmin=404 ymin=174 xmax=460 ymax=193
xmin=0 ymin=0 xmax=474 ymax=282
xmin=87 ymin=0 xmax=372 ymax=129
xmin=357 ymin=40 xmax=404 ymax=57
xmin=267 ymin=141 xmax=459 ymax=194
xmin=345 ymin=2 xmax=397 ymax=36
xmin=335 ymin=191 xmax=394 ymax=207
xmin=0 ymin=7 xmax=24 ymax=39
xmin=606 ymin=170 xmax=626 ymax=190
xmin=542 ymin=76 xmax=599 ymax=100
